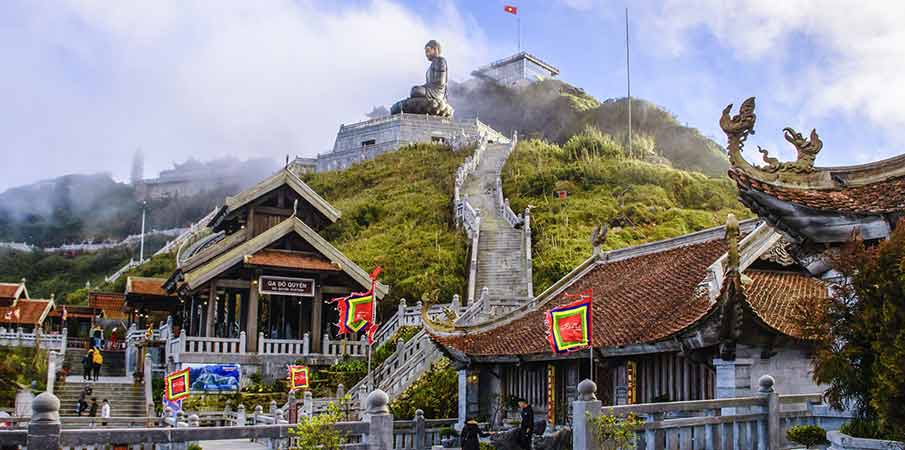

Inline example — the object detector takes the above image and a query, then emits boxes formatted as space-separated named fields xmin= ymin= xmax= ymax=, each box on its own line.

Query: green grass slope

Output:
xmin=503 ymin=137 xmax=751 ymax=293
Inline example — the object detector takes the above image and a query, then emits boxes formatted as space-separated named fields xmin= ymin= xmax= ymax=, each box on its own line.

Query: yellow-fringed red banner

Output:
xmin=165 ymin=368 xmax=191 ymax=401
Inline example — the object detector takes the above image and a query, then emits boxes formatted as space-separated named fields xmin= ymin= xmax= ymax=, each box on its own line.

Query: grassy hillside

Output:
xmin=502 ymin=134 xmax=751 ymax=292
xmin=449 ymin=79 xmax=729 ymax=176
xmin=302 ymin=143 xmax=471 ymax=307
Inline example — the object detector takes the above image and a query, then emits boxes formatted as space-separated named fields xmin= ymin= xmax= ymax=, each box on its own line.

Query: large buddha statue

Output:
xmin=391 ymin=40 xmax=454 ymax=117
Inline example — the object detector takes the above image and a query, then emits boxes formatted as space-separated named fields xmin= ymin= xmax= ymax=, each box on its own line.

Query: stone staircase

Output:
xmin=63 ymin=348 xmax=127 ymax=378
xmin=56 ymin=380 xmax=145 ymax=418
xmin=462 ymin=141 xmax=530 ymax=301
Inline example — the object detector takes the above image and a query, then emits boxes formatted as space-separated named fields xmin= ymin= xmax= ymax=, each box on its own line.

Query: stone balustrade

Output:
xmin=0 ymin=327 xmax=66 ymax=351
xmin=572 ymin=375 xmax=853 ymax=450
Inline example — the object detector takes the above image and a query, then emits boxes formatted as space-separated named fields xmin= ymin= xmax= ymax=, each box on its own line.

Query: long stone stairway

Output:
xmin=63 ymin=348 xmax=127 ymax=378
xmin=57 ymin=380 xmax=145 ymax=418
xmin=462 ymin=142 xmax=530 ymax=300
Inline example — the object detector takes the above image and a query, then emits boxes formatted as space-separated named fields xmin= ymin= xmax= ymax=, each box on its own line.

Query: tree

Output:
xmin=288 ymin=400 xmax=347 ymax=450
xmin=796 ymin=220 xmax=905 ymax=440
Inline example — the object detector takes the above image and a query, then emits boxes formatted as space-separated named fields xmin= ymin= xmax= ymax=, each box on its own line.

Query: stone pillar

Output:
xmin=614 ymin=364 xmax=628 ymax=406
xmin=457 ymin=369 xmax=468 ymax=429
xmin=759 ymin=375 xmax=781 ymax=450
xmin=26 ymin=392 xmax=61 ymax=450
xmin=46 ymin=352 xmax=57 ymax=394
xmin=572 ymin=379 xmax=601 ymax=450
xmin=414 ymin=409 xmax=426 ymax=450
xmin=247 ymin=282 xmax=259 ymax=352
xmin=303 ymin=391 xmax=313 ymax=418
xmin=713 ymin=358 xmax=753 ymax=414
xmin=366 ymin=390 xmax=393 ymax=450
xmin=486 ymin=365 xmax=503 ymax=428
xmin=144 ymin=354 xmax=153 ymax=415
xmin=205 ymin=282 xmax=217 ymax=337
xmin=15 ymin=389 xmax=35 ymax=418
xmin=236 ymin=404 xmax=246 ymax=426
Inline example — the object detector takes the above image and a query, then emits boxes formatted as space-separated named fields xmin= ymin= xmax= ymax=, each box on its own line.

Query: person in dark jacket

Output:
xmin=82 ymin=348 xmax=93 ymax=380
xmin=460 ymin=417 xmax=493 ymax=450
xmin=517 ymin=399 xmax=534 ymax=450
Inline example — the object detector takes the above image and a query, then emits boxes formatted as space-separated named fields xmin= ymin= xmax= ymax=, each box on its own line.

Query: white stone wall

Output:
xmin=715 ymin=343 xmax=822 ymax=399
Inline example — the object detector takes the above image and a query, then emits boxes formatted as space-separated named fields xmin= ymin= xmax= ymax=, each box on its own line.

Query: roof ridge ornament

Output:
xmin=720 ymin=97 xmax=824 ymax=174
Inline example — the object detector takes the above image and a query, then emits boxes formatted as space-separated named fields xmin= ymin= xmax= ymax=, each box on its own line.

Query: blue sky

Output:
xmin=2 ymin=0 xmax=903 ymax=191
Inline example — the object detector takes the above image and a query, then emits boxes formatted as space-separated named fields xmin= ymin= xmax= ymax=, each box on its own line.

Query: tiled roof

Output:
xmin=0 ymin=299 xmax=52 ymax=325
xmin=730 ymin=169 xmax=905 ymax=215
xmin=126 ymin=277 xmax=170 ymax=297
xmin=244 ymin=249 xmax=341 ymax=271
xmin=433 ymin=239 xmax=727 ymax=357
xmin=744 ymin=270 xmax=829 ymax=338
xmin=88 ymin=292 xmax=126 ymax=311
xmin=0 ymin=283 xmax=21 ymax=299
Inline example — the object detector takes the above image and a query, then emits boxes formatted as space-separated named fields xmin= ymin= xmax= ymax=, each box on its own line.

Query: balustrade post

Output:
xmin=451 ymin=295 xmax=460 ymax=313
xmin=323 ymin=333 xmax=331 ymax=355
xmin=61 ymin=327 xmax=67 ymax=354
xmin=759 ymin=375 xmax=780 ymax=450
xmin=258 ymin=332 xmax=265 ymax=354
xmin=572 ymin=380 xmax=601 ymax=450
xmin=414 ymin=409 xmax=426 ymax=450
xmin=287 ymin=391 xmax=298 ymax=423
xmin=303 ymin=391 xmax=313 ymax=418
xmin=270 ymin=400 xmax=278 ymax=416
xmin=26 ymin=392 xmax=61 ymax=450
xmin=303 ymin=332 xmax=310 ymax=355
xmin=239 ymin=331 xmax=247 ymax=353
xmin=398 ymin=298 xmax=407 ymax=319
xmin=359 ymin=385 xmax=368 ymax=418
xmin=336 ymin=383 xmax=345 ymax=400
xmin=236 ymin=404 xmax=246 ymax=426
xmin=366 ymin=390 xmax=393 ymax=450
xmin=144 ymin=354 xmax=153 ymax=415
xmin=46 ymin=352 xmax=57 ymax=394
xmin=254 ymin=405 xmax=263 ymax=424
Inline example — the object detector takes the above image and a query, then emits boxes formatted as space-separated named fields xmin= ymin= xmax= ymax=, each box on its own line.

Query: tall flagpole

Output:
xmin=625 ymin=7 xmax=632 ymax=158
xmin=518 ymin=13 xmax=522 ymax=53
xmin=367 ymin=278 xmax=375 ymax=391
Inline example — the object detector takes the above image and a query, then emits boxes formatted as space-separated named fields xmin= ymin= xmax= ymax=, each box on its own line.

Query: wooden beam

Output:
xmin=256 ymin=206 xmax=292 ymax=217
xmin=217 ymin=279 xmax=251 ymax=289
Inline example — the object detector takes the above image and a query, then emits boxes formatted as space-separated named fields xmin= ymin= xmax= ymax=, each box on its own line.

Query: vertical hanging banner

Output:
xmin=546 ymin=365 xmax=556 ymax=424
xmin=288 ymin=365 xmax=310 ymax=391
xmin=545 ymin=289 xmax=593 ymax=354
xmin=165 ymin=368 xmax=191 ymax=401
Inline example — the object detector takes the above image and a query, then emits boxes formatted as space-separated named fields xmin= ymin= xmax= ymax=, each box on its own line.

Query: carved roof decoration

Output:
xmin=759 ymin=239 xmax=796 ymax=266
xmin=721 ymin=97 xmax=905 ymax=243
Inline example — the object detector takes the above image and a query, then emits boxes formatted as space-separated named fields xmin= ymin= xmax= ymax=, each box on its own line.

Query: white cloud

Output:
xmin=0 ymin=0 xmax=491 ymax=190
xmin=647 ymin=0 xmax=905 ymax=144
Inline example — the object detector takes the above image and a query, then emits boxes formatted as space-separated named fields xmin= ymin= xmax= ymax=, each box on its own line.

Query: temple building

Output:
xmin=426 ymin=96 xmax=905 ymax=426
xmin=471 ymin=52 xmax=560 ymax=86
xmin=152 ymin=167 xmax=387 ymax=377
xmin=0 ymin=280 xmax=55 ymax=333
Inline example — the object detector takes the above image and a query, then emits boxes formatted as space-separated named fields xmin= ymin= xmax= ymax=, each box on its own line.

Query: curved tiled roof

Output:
xmin=433 ymin=239 xmax=727 ymax=357
xmin=744 ymin=270 xmax=829 ymax=338
xmin=731 ymin=169 xmax=905 ymax=215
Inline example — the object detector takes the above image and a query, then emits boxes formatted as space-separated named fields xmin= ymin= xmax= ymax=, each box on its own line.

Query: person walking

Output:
xmin=91 ymin=346 xmax=103 ymax=381
xmin=100 ymin=399 xmax=110 ymax=426
xmin=460 ymin=417 xmax=494 ymax=450
xmin=517 ymin=399 xmax=535 ymax=450
xmin=82 ymin=348 xmax=93 ymax=381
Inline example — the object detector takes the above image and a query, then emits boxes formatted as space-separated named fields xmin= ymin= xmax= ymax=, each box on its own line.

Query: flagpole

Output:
xmin=518 ymin=13 xmax=521 ymax=53
xmin=367 ymin=277 xmax=375 ymax=391
xmin=625 ymin=7 xmax=632 ymax=158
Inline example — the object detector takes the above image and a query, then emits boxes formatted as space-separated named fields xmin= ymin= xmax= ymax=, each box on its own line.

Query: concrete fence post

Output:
xmin=336 ymin=383 xmax=345 ymax=400
xmin=61 ymin=327 xmax=68 ymax=354
xmin=759 ymin=375 xmax=781 ymax=450
xmin=144 ymin=354 xmax=153 ymax=414
xmin=26 ymin=392 xmax=61 ymax=450
xmin=572 ymin=379 xmax=602 ymax=450
xmin=366 ymin=389 xmax=393 ymax=450
xmin=239 ymin=331 xmax=247 ymax=354
xmin=287 ymin=390 xmax=298 ymax=423
xmin=258 ymin=332 xmax=265 ymax=354
xmin=359 ymin=385 xmax=368 ymax=418
xmin=270 ymin=400 xmax=278 ymax=416
xmin=236 ymin=404 xmax=246 ymax=426
xmin=254 ymin=405 xmax=263 ymax=424
xmin=323 ymin=333 xmax=331 ymax=355
xmin=46 ymin=352 xmax=57 ymax=394
xmin=303 ymin=332 xmax=310 ymax=355
xmin=303 ymin=391 xmax=313 ymax=418
xmin=414 ymin=409 xmax=426 ymax=450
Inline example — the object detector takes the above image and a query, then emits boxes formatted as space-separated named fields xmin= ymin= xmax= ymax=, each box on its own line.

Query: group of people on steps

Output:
xmin=81 ymin=346 xmax=104 ymax=381
xmin=75 ymin=385 xmax=110 ymax=424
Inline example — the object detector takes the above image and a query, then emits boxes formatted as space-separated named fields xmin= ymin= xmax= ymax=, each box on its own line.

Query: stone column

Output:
xmin=572 ymin=379 xmax=601 ymax=450
xmin=26 ymin=392 xmax=61 ymax=450
xmin=144 ymin=354 xmax=153 ymax=415
xmin=614 ymin=364 xmax=628 ymax=405
xmin=759 ymin=375 xmax=781 ymax=450
xmin=247 ymin=281 xmax=260 ymax=353
xmin=713 ymin=358 xmax=753 ymax=414
xmin=366 ymin=389 xmax=393 ymax=450
xmin=457 ymin=369 xmax=468 ymax=429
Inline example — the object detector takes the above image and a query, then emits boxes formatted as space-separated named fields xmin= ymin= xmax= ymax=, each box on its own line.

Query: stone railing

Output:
xmin=167 ymin=334 xmax=245 ymax=363
xmin=258 ymin=333 xmax=310 ymax=355
xmin=322 ymin=334 xmax=369 ymax=357
xmin=5 ymin=389 xmax=401 ymax=450
xmin=523 ymin=207 xmax=534 ymax=300
xmin=572 ymin=375 xmax=853 ymax=450
xmin=454 ymin=288 xmax=525 ymax=326
xmin=348 ymin=329 xmax=442 ymax=398
xmin=453 ymin=139 xmax=487 ymax=231
xmin=0 ymin=327 xmax=66 ymax=351
xmin=493 ymin=131 xmax=522 ymax=228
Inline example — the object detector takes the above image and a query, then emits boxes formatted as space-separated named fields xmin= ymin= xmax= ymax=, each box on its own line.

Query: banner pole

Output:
xmin=368 ymin=278 xmax=376 ymax=391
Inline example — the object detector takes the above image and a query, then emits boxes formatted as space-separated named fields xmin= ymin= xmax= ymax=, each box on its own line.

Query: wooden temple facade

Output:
xmin=427 ymin=96 xmax=905 ymax=426
xmin=140 ymin=168 xmax=388 ymax=375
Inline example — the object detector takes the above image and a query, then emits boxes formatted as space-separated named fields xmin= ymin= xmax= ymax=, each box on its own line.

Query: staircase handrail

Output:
xmin=523 ymin=207 xmax=534 ymax=300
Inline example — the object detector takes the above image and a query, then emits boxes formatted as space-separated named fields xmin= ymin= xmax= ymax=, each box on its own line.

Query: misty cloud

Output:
xmin=0 ymin=0 xmax=492 ymax=191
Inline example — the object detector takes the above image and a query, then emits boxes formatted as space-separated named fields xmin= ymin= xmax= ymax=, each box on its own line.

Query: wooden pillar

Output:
xmin=247 ymin=276 xmax=260 ymax=353
xmin=205 ymin=282 xmax=217 ymax=337
xmin=311 ymin=279 xmax=323 ymax=353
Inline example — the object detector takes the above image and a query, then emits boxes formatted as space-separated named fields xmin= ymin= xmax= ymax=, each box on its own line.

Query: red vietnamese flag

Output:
xmin=504 ymin=5 xmax=518 ymax=15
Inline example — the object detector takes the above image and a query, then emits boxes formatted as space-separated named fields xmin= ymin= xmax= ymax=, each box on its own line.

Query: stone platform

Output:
xmin=313 ymin=113 xmax=507 ymax=172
